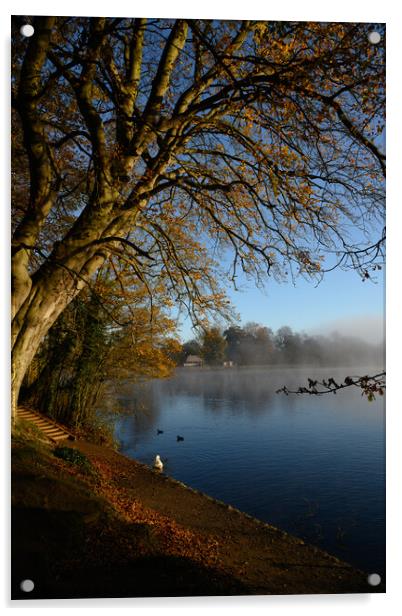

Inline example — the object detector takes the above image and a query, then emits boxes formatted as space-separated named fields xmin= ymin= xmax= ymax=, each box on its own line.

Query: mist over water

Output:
xmin=114 ymin=365 xmax=385 ymax=577
xmin=310 ymin=314 xmax=384 ymax=347
xmin=182 ymin=322 xmax=384 ymax=368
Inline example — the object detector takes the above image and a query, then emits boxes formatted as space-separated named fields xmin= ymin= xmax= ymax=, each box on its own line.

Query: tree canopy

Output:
xmin=11 ymin=17 xmax=385 ymax=417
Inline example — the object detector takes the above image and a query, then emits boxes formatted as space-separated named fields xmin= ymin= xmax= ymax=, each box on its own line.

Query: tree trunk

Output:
xmin=11 ymin=251 xmax=106 ymax=423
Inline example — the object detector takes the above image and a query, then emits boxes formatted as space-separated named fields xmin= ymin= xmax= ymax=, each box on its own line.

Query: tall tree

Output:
xmin=200 ymin=327 xmax=227 ymax=366
xmin=243 ymin=322 xmax=275 ymax=364
xmin=11 ymin=17 xmax=385 ymax=418
xmin=275 ymin=326 xmax=302 ymax=364
xmin=21 ymin=268 xmax=180 ymax=427
xmin=224 ymin=326 xmax=246 ymax=363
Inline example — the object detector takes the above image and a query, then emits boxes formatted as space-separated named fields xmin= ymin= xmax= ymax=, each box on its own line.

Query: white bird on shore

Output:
xmin=153 ymin=454 xmax=163 ymax=471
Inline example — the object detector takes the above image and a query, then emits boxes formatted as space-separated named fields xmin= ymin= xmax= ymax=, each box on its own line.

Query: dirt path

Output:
xmin=72 ymin=439 xmax=381 ymax=595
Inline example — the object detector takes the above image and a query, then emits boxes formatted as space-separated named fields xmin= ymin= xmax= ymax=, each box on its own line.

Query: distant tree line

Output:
xmin=180 ymin=323 xmax=383 ymax=367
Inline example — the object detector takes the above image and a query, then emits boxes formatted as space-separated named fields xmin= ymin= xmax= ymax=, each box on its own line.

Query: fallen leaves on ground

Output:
xmin=54 ymin=448 xmax=223 ymax=572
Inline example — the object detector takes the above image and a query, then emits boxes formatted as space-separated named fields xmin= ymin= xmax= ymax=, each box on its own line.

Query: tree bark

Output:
xmin=12 ymin=17 xmax=57 ymax=320
xmin=11 ymin=248 xmax=106 ymax=422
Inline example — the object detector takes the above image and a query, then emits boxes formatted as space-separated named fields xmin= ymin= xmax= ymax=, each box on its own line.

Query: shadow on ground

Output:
xmin=12 ymin=505 xmax=248 ymax=599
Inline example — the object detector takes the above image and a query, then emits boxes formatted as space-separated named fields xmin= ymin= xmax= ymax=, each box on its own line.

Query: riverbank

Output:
xmin=11 ymin=423 xmax=383 ymax=599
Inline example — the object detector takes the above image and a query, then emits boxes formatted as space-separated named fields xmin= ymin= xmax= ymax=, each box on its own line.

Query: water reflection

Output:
xmin=113 ymin=366 xmax=385 ymax=576
xmin=112 ymin=381 xmax=161 ymax=444
xmin=114 ymin=366 xmax=382 ymax=424
xmin=155 ymin=367 xmax=301 ymax=416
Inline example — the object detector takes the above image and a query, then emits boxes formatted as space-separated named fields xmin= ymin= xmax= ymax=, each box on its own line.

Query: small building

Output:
xmin=183 ymin=355 xmax=203 ymax=367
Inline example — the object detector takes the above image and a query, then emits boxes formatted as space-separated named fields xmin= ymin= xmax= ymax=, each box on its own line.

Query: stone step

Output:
xmin=16 ymin=407 xmax=76 ymax=443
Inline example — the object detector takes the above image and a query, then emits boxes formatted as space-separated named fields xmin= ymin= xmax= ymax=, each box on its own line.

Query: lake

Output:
xmin=113 ymin=366 xmax=385 ymax=577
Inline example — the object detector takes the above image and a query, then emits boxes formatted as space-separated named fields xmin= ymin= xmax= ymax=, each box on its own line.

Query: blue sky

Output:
xmin=178 ymin=264 xmax=384 ymax=344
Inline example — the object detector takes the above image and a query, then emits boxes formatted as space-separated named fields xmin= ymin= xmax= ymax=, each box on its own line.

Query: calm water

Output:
xmin=114 ymin=366 xmax=385 ymax=576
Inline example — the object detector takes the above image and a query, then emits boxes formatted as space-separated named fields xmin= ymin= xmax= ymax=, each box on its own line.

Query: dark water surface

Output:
xmin=114 ymin=367 xmax=385 ymax=577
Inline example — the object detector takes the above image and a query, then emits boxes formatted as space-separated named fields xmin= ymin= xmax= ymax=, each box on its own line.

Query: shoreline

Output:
xmin=12 ymin=429 xmax=385 ymax=598
xmin=72 ymin=439 xmax=383 ymax=595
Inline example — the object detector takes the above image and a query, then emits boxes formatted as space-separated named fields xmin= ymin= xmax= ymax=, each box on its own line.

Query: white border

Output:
xmin=2 ymin=1 xmax=401 ymax=614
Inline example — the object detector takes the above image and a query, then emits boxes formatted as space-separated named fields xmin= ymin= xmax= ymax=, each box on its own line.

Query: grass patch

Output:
xmin=53 ymin=446 xmax=94 ymax=474
xmin=12 ymin=417 xmax=48 ymax=444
